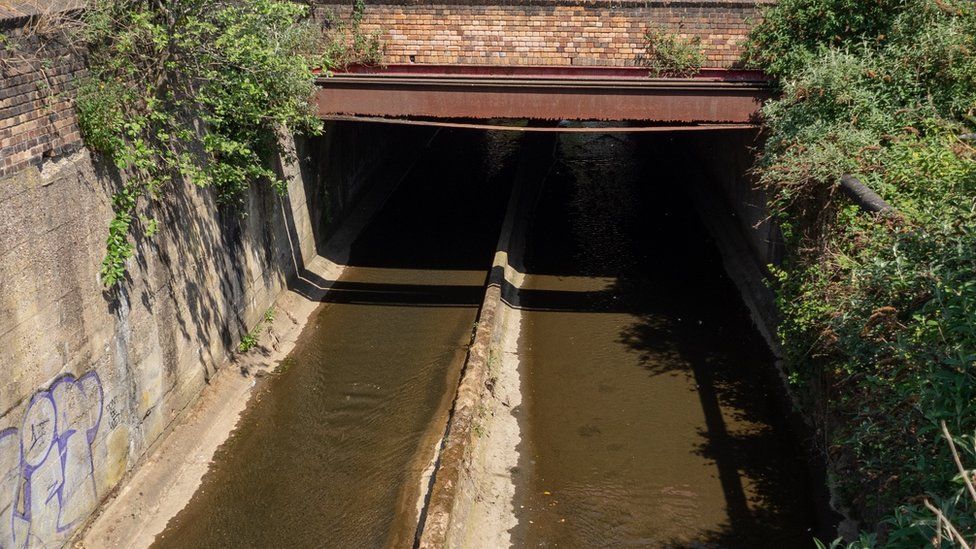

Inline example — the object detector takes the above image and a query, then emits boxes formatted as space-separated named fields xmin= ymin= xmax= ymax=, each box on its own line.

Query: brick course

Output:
xmin=314 ymin=0 xmax=769 ymax=68
xmin=0 ymin=26 xmax=85 ymax=178
xmin=0 ymin=0 xmax=770 ymax=179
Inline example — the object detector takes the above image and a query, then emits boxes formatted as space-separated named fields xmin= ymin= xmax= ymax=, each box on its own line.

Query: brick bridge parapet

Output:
xmin=313 ymin=0 xmax=773 ymax=68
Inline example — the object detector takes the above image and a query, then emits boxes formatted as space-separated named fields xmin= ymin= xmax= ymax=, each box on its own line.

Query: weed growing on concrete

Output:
xmin=637 ymin=24 xmax=705 ymax=77
xmin=238 ymin=307 xmax=276 ymax=353
xmin=485 ymin=349 xmax=499 ymax=395
xmin=237 ymin=331 xmax=259 ymax=353
xmin=279 ymin=358 xmax=294 ymax=373
xmin=473 ymin=403 xmax=490 ymax=438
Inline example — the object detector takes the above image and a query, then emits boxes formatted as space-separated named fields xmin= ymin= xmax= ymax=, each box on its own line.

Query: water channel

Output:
xmin=513 ymin=132 xmax=819 ymax=546
xmin=154 ymin=128 xmax=519 ymax=548
xmin=155 ymin=125 xmax=824 ymax=548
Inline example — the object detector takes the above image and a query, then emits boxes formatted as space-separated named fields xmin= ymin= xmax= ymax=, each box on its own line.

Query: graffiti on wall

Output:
xmin=0 ymin=372 xmax=103 ymax=549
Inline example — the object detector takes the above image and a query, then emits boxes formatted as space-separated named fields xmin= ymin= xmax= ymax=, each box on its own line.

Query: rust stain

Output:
xmin=316 ymin=66 xmax=772 ymax=124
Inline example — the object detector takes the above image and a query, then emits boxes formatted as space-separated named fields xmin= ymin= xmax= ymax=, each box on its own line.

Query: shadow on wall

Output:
xmin=0 ymin=129 xmax=323 ymax=548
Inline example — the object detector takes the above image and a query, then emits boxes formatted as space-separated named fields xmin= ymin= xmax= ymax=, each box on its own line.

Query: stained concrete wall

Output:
xmin=0 ymin=138 xmax=321 ymax=548
xmin=0 ymin=102 xmax=440 ymax=546
xmin=667 ymin=129 xmax=783 ymax=355
xmin=308 ymin=120 xmax=439 ymax=253
xmin=687 ymin=130 xmax=781 ymax=268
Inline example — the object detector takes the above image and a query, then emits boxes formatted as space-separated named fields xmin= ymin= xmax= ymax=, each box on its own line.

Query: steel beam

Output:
xmin=315 ymin=65 xmax=772 ymax=124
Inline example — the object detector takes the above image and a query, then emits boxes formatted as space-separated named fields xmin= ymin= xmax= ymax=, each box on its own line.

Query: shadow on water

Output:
xmin=511 ymin=131 xmax=827 ymax=547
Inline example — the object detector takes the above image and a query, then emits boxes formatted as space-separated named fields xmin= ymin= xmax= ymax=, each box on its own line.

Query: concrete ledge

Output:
xmin=417 ymin=263 xmax=504 ymax=548
xmin=75 ymin=254 xmax=346 ymax=548
xmin=417 ymin=133 xmax=552 ymax=548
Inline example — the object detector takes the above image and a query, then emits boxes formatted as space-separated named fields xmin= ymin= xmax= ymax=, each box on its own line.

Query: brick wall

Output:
xmin=314 ymin=0 xmax=770 ymax=68
xmin=0 ymin=25 xmax=85 ymax=177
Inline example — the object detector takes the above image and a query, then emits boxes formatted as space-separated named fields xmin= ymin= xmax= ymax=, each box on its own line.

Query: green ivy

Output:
xmin=75 ymin=0 xmax=323 ymax=286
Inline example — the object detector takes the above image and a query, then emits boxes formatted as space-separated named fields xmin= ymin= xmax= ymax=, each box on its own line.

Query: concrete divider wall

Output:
xmin=418 ymin=132 xmax=553 ymax=548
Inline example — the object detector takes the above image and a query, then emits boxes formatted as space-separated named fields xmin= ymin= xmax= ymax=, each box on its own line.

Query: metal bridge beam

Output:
xmin=315 ymin=65 xmax=772 ymax=124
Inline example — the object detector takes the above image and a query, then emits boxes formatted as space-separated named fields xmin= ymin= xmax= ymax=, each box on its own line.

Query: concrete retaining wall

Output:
xmin=0 ymin=142 xmax=319 ymax=548
xmin=688 ymin=130 xmax=781 ymax=267
xmin=0 ymin=19 xmax=322 ymax=549
xmin=669 ymin=130 xmax=782 ymax=354
xmin=0 ymin=9 xmax=434 ymax=543
xmin=309 ymin=120 xmax=439 ymax=252
xmin=0 ymin=84 xmax=443 ymax=548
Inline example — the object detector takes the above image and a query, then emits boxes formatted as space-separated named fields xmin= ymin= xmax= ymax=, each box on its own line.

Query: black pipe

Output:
xmin=839 ymin=174 xmax=896 ymax=215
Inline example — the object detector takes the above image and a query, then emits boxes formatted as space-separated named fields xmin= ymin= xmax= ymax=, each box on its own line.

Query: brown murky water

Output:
xmin=154 ymin=126 xmax=823 ymax=548
xmin=515 ymin=132 xmax=821 ymax=547
xmin=153 ymin=129 xmax=519 ymax=549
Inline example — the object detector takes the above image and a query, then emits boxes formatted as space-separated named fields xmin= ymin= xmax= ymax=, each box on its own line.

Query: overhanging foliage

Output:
xmin=75 ymin=0 xmax=323 ymax=286
xmin=747 ymin=0 xmax=976 ymax=545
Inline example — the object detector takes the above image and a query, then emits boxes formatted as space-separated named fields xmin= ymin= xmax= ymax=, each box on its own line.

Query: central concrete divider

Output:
xmin=417 ymin=132 xmax=555 ymax=548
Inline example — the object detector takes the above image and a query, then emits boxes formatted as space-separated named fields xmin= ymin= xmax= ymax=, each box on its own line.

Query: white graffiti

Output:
xmin=0 ymin=372 xmax=103 ymax=549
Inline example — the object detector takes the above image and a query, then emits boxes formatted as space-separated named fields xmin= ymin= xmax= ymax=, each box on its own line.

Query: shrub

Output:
xmin=638 ymin=24 xmax=705 ymax=77
xmin=319 ymin=0 xmax=384 ymax=71
xmin=75 ymin=0 xmax=323 ymax=286
xmin=747 ymin=0 xmax=976 ymax=545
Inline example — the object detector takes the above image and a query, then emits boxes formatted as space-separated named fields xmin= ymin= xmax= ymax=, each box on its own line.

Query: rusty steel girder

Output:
xmin=315 ymin=65 xmax=772 ymax=124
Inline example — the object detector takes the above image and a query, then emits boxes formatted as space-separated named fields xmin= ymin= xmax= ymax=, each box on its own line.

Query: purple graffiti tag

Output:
xmin=0 ymin=427 xmax=20 ymax=548
xmin=1 ymin=372 xmax=104 ymax=549
xmin=51 ymin=372 xmax=102 ymax=531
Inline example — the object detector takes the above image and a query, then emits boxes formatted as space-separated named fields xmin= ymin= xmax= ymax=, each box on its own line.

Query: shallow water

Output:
xmin=514 ymin=132 xmax=820 ymax=547
xmin=152 ymin=127 xmax=823 ymax=549
xmin=153 ymin=128 xmax=519 ymax=549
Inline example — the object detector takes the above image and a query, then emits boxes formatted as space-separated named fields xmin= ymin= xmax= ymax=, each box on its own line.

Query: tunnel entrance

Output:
xmin=152 ymin=122 xmax=830 ymax=547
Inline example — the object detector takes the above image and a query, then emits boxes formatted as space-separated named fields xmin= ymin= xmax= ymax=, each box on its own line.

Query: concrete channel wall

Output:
xmin=0 ymin=10 xmax=429 ymax=543
xmin=0 ymin=142 xmax=318 ymax=549
xmin=0 ymin=24 xmax=315 ymax=549
xmin=681 ymin=131 xmax=783 ymax=353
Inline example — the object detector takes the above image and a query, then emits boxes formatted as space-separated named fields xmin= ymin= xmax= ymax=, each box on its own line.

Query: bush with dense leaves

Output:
xmin=747 ymin=0 xmax=976 ymax=545
xmin=76 ymin=0 xmax=322 ymax=285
